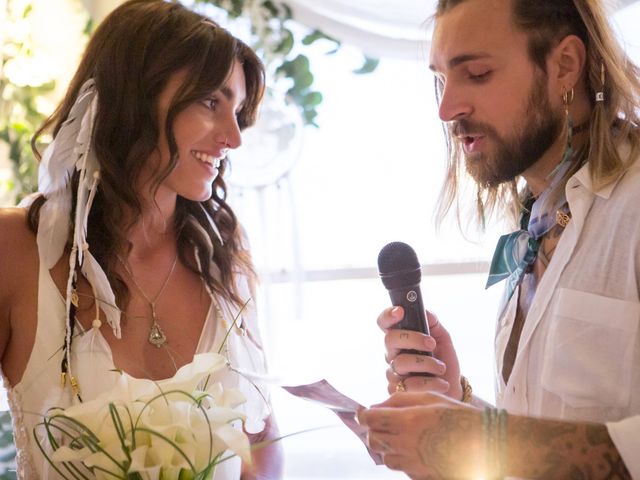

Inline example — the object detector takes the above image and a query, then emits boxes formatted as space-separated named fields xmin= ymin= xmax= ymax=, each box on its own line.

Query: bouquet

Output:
xmin=34 ymin=353 xmax=252 ymax=480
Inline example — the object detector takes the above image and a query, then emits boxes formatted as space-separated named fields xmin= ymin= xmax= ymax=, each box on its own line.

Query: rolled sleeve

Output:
xmin=607 ymin=416 xmax=640 ymax=478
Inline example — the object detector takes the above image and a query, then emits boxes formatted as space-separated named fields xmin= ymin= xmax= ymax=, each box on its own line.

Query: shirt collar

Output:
xmin=568 ymin=141 xmax=633 ymax=199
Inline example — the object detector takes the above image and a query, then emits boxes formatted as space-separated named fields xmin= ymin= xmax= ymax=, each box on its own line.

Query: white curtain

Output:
xmin=284 ymin=0 xmax=436 ymax=60
xmin=283 ymin=0 xmax=638 ymax=60
xmin=82 ymin=1 xmax=638 ymax=61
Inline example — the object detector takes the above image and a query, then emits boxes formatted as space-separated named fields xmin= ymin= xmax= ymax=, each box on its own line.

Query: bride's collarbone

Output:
xmin=74 ymin=278 xmax=211 ymax=380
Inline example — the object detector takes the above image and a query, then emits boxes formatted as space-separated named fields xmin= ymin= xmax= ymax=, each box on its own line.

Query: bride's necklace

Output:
xmin=117 ymin=253 xmax=179 ymax=348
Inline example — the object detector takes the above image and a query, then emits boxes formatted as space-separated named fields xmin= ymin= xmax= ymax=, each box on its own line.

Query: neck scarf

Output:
xmin=485 ymin=144 xmax=574 ymax=301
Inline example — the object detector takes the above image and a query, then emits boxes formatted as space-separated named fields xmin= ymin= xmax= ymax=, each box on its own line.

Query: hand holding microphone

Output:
xmin=378 ymin=241 xmax=431 ymax=341
xmin=377 ymin=241 xmax=462 ymax=398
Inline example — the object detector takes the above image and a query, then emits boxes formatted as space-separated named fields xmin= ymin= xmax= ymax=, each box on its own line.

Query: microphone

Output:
xmin=377 ymin=241 xmax=432 ymax=363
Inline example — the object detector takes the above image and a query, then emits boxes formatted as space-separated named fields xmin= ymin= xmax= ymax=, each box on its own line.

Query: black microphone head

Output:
xmin=377 ymin=241 xmax=422 ymax=290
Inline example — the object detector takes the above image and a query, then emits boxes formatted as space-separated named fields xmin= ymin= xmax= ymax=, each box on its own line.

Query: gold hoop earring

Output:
xmin=562 ymin=88 xmax=574 ymax=107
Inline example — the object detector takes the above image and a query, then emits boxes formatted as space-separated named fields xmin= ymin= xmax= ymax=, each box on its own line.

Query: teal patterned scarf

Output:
xmin=485 ymin=144 xmax=574 ymax=300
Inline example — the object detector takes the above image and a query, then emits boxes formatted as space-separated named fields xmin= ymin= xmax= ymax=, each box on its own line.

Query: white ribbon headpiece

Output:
xmin=37 ymin=78 xmax=122 ymax=340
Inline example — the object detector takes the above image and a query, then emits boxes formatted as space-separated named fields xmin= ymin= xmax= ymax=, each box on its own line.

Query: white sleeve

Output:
xmin=606 ymin=415 xmax=640 ymax=478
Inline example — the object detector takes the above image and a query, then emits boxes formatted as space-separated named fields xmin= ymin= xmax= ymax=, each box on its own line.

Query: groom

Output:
xmin=359 ymin=0 xmax=640 ymax=478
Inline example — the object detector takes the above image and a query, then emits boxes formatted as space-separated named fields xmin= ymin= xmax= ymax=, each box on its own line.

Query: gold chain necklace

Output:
xmin=117 ymin=253 xmax=178 ymax=348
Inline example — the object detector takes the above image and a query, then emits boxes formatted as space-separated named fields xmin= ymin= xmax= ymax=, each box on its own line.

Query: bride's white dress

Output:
xmin=4 ymin=248 xmax=270 ymax=479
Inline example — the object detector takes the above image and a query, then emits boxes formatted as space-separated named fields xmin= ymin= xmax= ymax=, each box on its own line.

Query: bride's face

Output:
xmin=144 ymin=61 xmax=246 ymax=203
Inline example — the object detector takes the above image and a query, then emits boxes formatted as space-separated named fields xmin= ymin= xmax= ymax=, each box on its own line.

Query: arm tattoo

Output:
xmin=416 ymin=409 xmax=481 ymax=479
xmin=508 ymin=416 xmax=631 ymax=479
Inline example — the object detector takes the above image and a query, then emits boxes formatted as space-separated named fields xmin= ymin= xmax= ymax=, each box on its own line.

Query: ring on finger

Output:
xmin=390 ymin=359 xmax=400 ymax=377
xmin=395 ymin=378 xmax=407 ymax=392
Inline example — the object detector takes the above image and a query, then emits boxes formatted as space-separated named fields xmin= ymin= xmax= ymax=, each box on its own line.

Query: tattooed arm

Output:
xmin=359 ymin=392 xmax=631 ymax=480
xmin=506 ymin=415 xmax=630 ymax=480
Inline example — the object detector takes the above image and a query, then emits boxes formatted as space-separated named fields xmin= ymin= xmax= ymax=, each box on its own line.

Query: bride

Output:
xmin=0 ymin=0 xmax=283 ymax=478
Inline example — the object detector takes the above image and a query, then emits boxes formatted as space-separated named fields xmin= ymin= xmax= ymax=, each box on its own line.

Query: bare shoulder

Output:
xmin=0 ymin=207 xmax=40 ymax=383
xmin=0 ymin=207 xmax=36 ymax=248
xmin=0 ymin=207 xmax=37 ymax=290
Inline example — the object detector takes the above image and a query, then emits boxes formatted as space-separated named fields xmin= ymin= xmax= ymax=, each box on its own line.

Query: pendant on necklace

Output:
xmin=148 ymin=321 xmax=167 ymax=347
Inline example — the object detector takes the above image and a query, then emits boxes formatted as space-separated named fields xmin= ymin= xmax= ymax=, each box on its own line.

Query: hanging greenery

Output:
xmin=1 ymin=2 xmax=51 ymax=202
xmin=0 ymin=0 xmax=378 ymax=202
xmin=0 ymin=0 xmax=89 ymax=203
xmin=196 ymin=0 xmax=379 ymax=127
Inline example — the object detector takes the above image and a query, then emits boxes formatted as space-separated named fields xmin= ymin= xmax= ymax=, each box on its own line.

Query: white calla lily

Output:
xmin=37 ymin=353 xmax=254 ymax=479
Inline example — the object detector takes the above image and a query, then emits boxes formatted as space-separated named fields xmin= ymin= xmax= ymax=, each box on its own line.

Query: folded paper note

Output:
xmin=282 ymin=379 xmax=383 ymax=465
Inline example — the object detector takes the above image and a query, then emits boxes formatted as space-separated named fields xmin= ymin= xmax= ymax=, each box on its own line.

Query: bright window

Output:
xmin=227 ymin=4 xmax=640 ymax=478
xmin=230 ymin=42 xmax=502 ymax=480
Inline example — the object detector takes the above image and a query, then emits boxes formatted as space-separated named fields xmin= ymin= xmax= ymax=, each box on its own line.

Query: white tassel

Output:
xmin=193 ymin=246 xmax=217 ymax=297
xmin=200 ymin=203 xmax=224 ymax=245
xmin=88 ymin=281 xmax=102 ymax=355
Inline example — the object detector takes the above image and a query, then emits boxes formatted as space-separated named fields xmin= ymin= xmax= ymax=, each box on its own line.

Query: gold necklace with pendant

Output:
xmin=117 ymin=253 xmax=178 ymax=347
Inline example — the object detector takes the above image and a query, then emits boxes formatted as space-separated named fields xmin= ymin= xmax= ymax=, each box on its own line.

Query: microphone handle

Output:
xmin=388 ymin=285 xmax=433 ymax=376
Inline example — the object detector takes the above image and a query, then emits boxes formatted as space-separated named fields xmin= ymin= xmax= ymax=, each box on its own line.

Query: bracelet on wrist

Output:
xmin=482 ymin=406 xmax=507 ymax=479
xmin=460 ymin=375 xmax=473 ymax=403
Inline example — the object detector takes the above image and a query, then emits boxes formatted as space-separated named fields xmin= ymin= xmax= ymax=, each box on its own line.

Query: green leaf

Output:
xmin=84 ymin=18 xmax=94 ymax=35
xmin=9 ymin=123 xmax=28 ymax=135
xmin=282 ymin=3 xmax=293 ymax=20
xmin=275 ymin=60 xmax=293 ymax=77
xmin=178 ymin=468 xmax=194 ymax=480
xmin=292 ymin=54 xmax=311 ymax=71
xmin=293 ymin=71 xmax=313 ymax=90
xmin=229 ymin=0 xmax=244 ymax=18
xmin=22 ymin=4 xmax=33 ymax=18
xmin=303 ymin=91 xmax=323 ymax=106
xmin=303 ymin=109 xmax=318 ymax=125
xmin=353 ymin=57 xmax=380 ymax=75
xmin=275 ymin=29 xmax=294 ymax=55
xmin=301 ymin=30 xmax=339 ymax=47
xmin=262 ymin=0 xmax=279 ymax=18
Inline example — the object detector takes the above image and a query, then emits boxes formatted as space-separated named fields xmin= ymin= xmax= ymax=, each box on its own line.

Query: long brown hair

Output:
xmin=28 ymin=0 xmax=265 ymax=308
xmin=434 ymin=0 xmax=640 ymax=228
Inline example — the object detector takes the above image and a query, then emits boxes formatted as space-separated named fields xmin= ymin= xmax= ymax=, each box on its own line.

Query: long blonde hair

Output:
xmin=434 ymin=0 xmax=640 ymax=229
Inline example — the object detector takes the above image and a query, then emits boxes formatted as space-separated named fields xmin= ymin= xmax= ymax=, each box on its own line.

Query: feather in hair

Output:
xmin=37 ymin=79 xmax=97 ymax=269
xmin=74 ymin=94 xmax=98 ymax=266
xmin=200 ymin=203 xmax=224 ymax=245
xmin=36 ymin=189 xmax=72 ymax=269
xmin=38 ymin=80 xmax=97 ymax=196
xmin=71 ymin=90 xmax=122 ymax=338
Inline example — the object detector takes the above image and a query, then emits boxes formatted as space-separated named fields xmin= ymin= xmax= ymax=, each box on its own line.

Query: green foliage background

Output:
xmin=0 ymin=0 xmax=377 ymax=473
xmin=199 ymin=0 xmax=378 ymax=127
xmin=1 ymin=0 xmax=377 ymax=202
